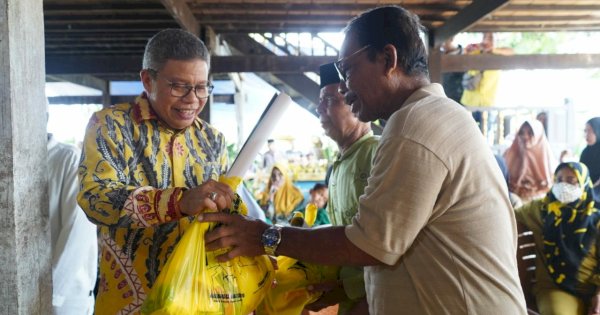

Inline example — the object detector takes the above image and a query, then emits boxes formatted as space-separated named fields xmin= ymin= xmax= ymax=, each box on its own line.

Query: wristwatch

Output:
xmin=261 ymin=225 xmax=283 ymax=256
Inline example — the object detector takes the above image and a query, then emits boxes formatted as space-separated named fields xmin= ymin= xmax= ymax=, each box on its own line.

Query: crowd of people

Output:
xmin=44 ymin=4 xmax=600 ymax=315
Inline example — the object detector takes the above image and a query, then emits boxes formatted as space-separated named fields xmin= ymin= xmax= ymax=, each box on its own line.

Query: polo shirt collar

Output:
xmin=338 ymin=131 xmax=375 ymax=161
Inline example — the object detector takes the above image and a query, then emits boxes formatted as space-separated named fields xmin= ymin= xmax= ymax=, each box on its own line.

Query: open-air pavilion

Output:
xmin=3 ymin=0 xmax=600 ymax=312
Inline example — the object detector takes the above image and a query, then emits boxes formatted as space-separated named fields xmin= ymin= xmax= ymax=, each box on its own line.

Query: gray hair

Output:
xmin=142 ymin=28 xmax=210 ymax=73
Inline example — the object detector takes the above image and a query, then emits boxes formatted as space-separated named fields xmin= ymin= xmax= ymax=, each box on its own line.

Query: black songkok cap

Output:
xmin=319 ymin=62 xmax=340 ymax=89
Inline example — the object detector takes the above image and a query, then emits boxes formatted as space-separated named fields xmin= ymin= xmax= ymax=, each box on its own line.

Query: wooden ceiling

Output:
xmin=188 ymin=0 xmax=600 ymax=33
xmin=41 ymin=0 xmax=600 ymax=107
xmin=43 ymin=0 xmax=600 ymax=83
xmin=43 ymin=1 xmax=600 ymax=57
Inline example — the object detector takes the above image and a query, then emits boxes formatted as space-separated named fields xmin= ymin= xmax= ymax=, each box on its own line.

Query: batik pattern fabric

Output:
xmin=77 ymin=93 xmax=227 ymax=315
xmin=542 ymin=162 xmax=599 ymax=297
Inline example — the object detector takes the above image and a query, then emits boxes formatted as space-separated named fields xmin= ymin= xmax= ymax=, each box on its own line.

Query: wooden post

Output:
xmin=0 ymin=0 xmax=52 ymax=313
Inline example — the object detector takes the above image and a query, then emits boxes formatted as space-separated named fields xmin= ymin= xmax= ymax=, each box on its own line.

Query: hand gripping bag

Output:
xmin=141 ymin=176 xmax=275 ymax=315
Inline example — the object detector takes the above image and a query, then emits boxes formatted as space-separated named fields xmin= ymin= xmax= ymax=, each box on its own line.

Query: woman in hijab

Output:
xmin=581 ymin=117 xmax=600 ymax=202
xmin=515 ymin=162 xmax=600 ymax=315
xmin=259 ymin=163 xmax=304 ymax=224
xmin=504 ymin=120 xmax=556 ymax=201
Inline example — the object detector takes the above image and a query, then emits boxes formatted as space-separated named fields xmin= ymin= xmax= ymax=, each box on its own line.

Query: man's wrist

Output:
xmin=261 ymin=225 xmax=283 ymax=256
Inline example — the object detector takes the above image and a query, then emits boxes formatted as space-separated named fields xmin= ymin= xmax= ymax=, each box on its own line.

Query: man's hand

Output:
xmin=304 ymin=281 xmax=345 ymax=311
xmin=306 ymin=281 xmax=369 ymax=314
xmin=179 ymin=179 xmax=235 ymax=216
xmin=200 ymin=212 xmax=270 ymax=261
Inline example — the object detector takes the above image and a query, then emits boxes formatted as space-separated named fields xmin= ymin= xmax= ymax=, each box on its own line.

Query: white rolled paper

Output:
xmin=227 ymin=92 xmax=293 ymax=178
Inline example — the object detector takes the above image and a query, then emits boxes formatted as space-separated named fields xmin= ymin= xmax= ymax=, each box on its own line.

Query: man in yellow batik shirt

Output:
xmin=77 ymin=29 xmax=235 ymax=314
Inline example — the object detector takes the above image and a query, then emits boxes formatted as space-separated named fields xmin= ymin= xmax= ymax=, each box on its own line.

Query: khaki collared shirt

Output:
xmin=346 ymin=83 xmax=527 ymax=315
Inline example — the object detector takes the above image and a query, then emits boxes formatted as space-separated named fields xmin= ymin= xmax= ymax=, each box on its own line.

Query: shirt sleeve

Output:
xmin=52 ymin=146 xmax=98 ymax=305
xmin=77 ymin=113 xmax=185 ymax=228
xmin=513 ymin=201 xmax=542 ymax=231
xmin=345 ymin=137 xmax=447 ymax=266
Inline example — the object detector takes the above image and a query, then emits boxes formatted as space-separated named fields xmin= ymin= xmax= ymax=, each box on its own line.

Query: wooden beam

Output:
xmin=487 ymin=15 xmax=600 ymax=23
xmin=504 ymin=4 xmax=600 ymax=12
xmin=159 ymin=0 xmax=198 ymax=35
xmin=212 ymin=24 xmax=347 ymax=34
xmin=432 ymin=0 xmax=509 ymax=47
xmin=470 ymin=25 xmax=600 ymax=32
xmin=43 ymin=3 xmax=165 ymax=12
xmin=44 ymin=20 xmax=174 ymax=26
xmin=211 ymin=55 xmax=335 ymax=73
xmin=189 ymin=3 xmax=461 ymax=13
xmin=47 ymin=53 xmax=600 ymax=77
xmin=44 ymin=24 xmax=178 ymax=32
xmin=442 ymin=53 xmax=600 ymax=72
xmin=46 ymin=55 xmax=142 ymax=75
xmin=45 ymin=54 xmax=336 ymax=75
xmin=189 ymin=13 xmax=445 ymax=23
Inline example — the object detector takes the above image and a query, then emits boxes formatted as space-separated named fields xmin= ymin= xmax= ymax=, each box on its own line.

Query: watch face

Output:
xmin=262 ymin=227 xmax=280 ymax=247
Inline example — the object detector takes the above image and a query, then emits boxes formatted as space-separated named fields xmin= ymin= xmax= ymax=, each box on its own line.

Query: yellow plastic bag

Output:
xmin=255 ymin=208 xmax=339 ymax=315
xmin=256 ymin=257 xmax=339 ymax=315
xmin=142 ymin=176 xmax=275 ymax=315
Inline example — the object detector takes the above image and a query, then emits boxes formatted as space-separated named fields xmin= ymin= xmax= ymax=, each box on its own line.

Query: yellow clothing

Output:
xmin=77 ymin=94 xmax=227 ymax=314
xmin=537 ymin=288 xmax=586 ymax=315
xmin=460 ymin=70 xmax=499 ymax=106
xmin=515 ymin=199 xmax=600 ymax=313
xmin=460 ymin=49 xmax=501 ymax=107
xmin=260 ymin=164 xmax=303 ymax=218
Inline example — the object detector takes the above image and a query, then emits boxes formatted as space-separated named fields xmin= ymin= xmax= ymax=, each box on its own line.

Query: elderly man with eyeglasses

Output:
xmin=199 ymin=6 xmax=527 ymax=315
xmin=77 ymin=28 xmax=235 ymax=314
xmin=299 ymin=62 xmax=377 ymax=315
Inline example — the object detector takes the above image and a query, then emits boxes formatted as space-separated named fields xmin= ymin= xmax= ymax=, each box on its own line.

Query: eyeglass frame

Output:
xmin=146 ymin=68 xmax=214 ymax=100
xmin=333 ymin=45 xmax=372 ymax=82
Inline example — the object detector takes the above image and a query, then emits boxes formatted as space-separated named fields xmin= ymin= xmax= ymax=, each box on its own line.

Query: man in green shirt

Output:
xmin=304 ymin=62 xmax=379 ymax=315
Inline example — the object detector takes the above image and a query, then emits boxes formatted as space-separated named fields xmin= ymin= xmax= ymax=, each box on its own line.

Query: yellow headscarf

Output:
xmin=260 ymin=163 xmax=304 ymax=217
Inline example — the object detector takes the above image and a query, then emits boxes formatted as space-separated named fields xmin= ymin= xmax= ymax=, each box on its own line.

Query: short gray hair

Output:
xmin=142 ymin=28 xmax=210 ymax=72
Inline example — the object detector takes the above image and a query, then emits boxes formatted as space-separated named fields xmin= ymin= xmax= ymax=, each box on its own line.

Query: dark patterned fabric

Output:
xmin=541 ymin=162 xmax=599 ymax=296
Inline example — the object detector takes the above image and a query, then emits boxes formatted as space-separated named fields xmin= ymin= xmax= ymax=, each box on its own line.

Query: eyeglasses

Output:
xmin=334 ymin=45 xmax=371 ymax=82
xmin=147 ymin=69 xmax=214 ymax=100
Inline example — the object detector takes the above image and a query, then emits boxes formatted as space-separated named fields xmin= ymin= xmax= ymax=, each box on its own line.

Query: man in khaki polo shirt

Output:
xmin=201 ymin=5 xmax=527 ymax=315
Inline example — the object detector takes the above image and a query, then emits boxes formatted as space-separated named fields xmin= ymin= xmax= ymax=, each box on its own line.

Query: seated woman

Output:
xmin=259 ymin=163 xmax=304 ymax=224
xmin=515 ymin=162 xmax=600 ymax=315
xmin=504 ymin=119 xmax=556 ymax=202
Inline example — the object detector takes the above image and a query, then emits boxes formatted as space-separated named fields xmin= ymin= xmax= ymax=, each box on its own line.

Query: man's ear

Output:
xmin=382 ymin=44 xmax=398 ymax=76
xmin=140 ymin=69 xmax=153 ymax=93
